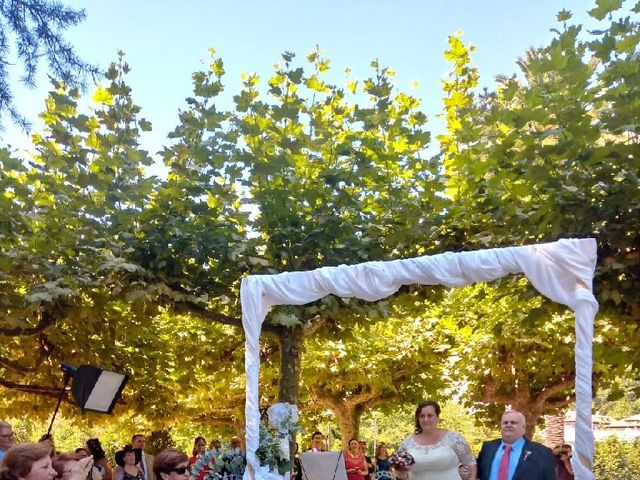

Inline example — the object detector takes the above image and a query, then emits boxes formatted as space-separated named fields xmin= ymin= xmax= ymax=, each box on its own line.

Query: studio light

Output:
xmin=68 ymin=364 xmax=129 ymax=414
xmin=46 ymin=364 xmax=129 ymax=436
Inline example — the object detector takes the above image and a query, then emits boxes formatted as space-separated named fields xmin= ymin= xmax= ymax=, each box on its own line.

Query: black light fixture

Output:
xmin=68 ymin=364 xmax=128 ymax=413
xmin=46 ymin=364 xmax=128 ymax=436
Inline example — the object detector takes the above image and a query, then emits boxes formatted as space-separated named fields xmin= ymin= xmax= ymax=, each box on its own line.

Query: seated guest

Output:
xmin=188 ymin=437 xmax=211 ymax=480
xmin=188 ymin=438 xmax=206 ymax=466
xmin=74 ymin=449 xmax=88 ymax=459
xmin=228 ymin=438 xmax=243 ymax=456
xmin=358 ymin=441 xmax=373 ymax=480
xmin=344 ymin=439 xmax=367 ymax=480
xmin=555 ymin=444 xmax=574 ymax=480
xmin=373 ymin=443 xmax=392 ymax=480
xmin=207 ymin=440 xmax=222 ymax=456
xmin=131 ymin=435 xmax=154 ymax=480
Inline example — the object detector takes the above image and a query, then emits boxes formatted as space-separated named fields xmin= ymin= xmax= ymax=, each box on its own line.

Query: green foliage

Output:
xmin=190 ymin=449 xmax=222 ymax=480
xmin=593 ymin=436 xmax=640 ymax=480
xmin=256 ymin=423 xmax=291 ymax=475
xmin=594 ymin=377 xmax=640 ymax=418
xmin=146 ymin=429 xmax=177 ymax=455
xmin=436 ymin=2 xmax=640 ymax=409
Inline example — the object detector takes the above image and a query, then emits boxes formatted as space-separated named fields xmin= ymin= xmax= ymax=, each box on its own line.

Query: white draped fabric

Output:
xmin=241 ymin=238 xmax=599 ymax=480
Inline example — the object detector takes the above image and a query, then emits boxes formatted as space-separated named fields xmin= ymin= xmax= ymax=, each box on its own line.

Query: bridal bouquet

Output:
xmin=389 ymin=449 xmax=415 ymax=471
xmin=255 ymin=403 xmax=301 ymax=475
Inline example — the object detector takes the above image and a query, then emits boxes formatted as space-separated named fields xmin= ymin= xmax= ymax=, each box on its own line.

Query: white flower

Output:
xmin=267 ymin=402 xmax=299 ymax=434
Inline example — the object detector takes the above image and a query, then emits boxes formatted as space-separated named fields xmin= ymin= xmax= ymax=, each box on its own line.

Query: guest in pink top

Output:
xmin=344 ymin=439 xmax=367 ymax=480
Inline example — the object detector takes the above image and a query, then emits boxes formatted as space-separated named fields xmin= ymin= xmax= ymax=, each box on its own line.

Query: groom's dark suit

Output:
xmin=477 ymin=438 xmax=556 ymax=480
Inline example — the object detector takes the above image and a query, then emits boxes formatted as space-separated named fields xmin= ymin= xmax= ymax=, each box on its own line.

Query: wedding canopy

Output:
xmin=240 ymin=238 xmax=599 ymax=480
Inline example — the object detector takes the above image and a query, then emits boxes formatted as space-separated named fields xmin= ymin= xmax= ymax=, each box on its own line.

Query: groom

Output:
xmin=476 ymin=410 xmax=556 ymax=480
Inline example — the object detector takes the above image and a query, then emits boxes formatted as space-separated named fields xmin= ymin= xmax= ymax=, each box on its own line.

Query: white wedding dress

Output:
xmin=400 ymin=431 xmax=475 ymax=480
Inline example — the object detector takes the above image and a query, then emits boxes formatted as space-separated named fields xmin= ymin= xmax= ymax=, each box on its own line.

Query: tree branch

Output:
xmin=479 ymin=376 xmax=516 ymax=404
xmin=0 ymin=309 xmax=56 ymax=336
xmin=0 ymin=355 xmax=38 ymax=373
xmin=0 ymin=377 xmax=70 ymax=401
xmin=535 ymin=374 xmax=575 ymax=403
xmin=172 ymin=301 xmax=283 ymax=334
xmin=544 ymin=397 xmax=574 ymax=410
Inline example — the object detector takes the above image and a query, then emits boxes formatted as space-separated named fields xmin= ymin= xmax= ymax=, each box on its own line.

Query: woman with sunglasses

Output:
xmin=152 ymin=450 xmax=189 ymax=480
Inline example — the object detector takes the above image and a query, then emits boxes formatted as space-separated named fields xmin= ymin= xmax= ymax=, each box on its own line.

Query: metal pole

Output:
xmin=46 ymin=372 xmax=71 ymax=437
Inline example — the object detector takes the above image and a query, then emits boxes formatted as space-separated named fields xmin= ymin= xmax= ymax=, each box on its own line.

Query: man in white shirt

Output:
xmin=309 ymin=432 xmax=325 ymax=452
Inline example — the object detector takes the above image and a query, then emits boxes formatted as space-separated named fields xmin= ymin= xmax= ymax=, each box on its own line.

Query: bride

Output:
xmin=396 ymin=401 xmax=477 ymax=480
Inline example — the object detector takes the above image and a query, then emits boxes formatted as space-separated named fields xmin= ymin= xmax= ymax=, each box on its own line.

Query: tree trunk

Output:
xmin=334 ymin=403 xmax=365 ymax=448
xmin=511 ymin=401 xmax=542 ymax=439
xmin=544 ymin=413 xmax=565 ymax=448
xmin=278 ymin=324 xmax=304 ymax=404
xmin=277 ymin=324 xmax=304 ymax=458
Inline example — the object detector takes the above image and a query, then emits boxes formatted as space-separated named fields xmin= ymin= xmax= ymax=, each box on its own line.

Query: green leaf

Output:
xmin=588 ymin=0 xmax=623 ymax=20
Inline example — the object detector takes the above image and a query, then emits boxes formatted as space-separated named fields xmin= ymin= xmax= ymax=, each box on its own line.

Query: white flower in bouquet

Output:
xmin=267 ymin=402 xmax=300 ymax=437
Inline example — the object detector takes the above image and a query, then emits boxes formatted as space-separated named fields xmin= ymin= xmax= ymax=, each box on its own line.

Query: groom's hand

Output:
xmin=458 ymin=465 xmax=471 ymax=480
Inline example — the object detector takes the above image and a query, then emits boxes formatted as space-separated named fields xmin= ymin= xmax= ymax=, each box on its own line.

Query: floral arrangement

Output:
xmin=220 ymin=449 xmax=246 ymax=477
xmin=267 ymin=402 xmax=301 ymax=439
xmin=189 ymin=444 xmax=247 ymax=480
xmin=189 ymin=449 xmax=222 ymax=480
xmin=389 ymin=449 xmax=415 ymax=471
xmin=255 ymin=402 xmax=301 ymax=475
xmin=256 ymin=423 xmax=292 ymax=475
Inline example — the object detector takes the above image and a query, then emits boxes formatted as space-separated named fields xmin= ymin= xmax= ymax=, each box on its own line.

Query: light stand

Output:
xmin=45 ymin=365 xmax=75 ymax=437
xmin=46 ymin=364 xmax=129 ymax=436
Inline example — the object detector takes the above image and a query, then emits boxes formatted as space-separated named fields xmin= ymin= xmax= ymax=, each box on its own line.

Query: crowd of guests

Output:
xmin=0 ymin=439 xmax=189 ymax=480
xmin=2 ymin=402 xmax=575 ymax=480
xmin=0 ymin=424 xmax=245 ymax=480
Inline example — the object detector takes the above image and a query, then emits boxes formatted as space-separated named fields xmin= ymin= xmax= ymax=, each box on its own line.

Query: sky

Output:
xmin=2 ymin=0 xmax=598 ymax=172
